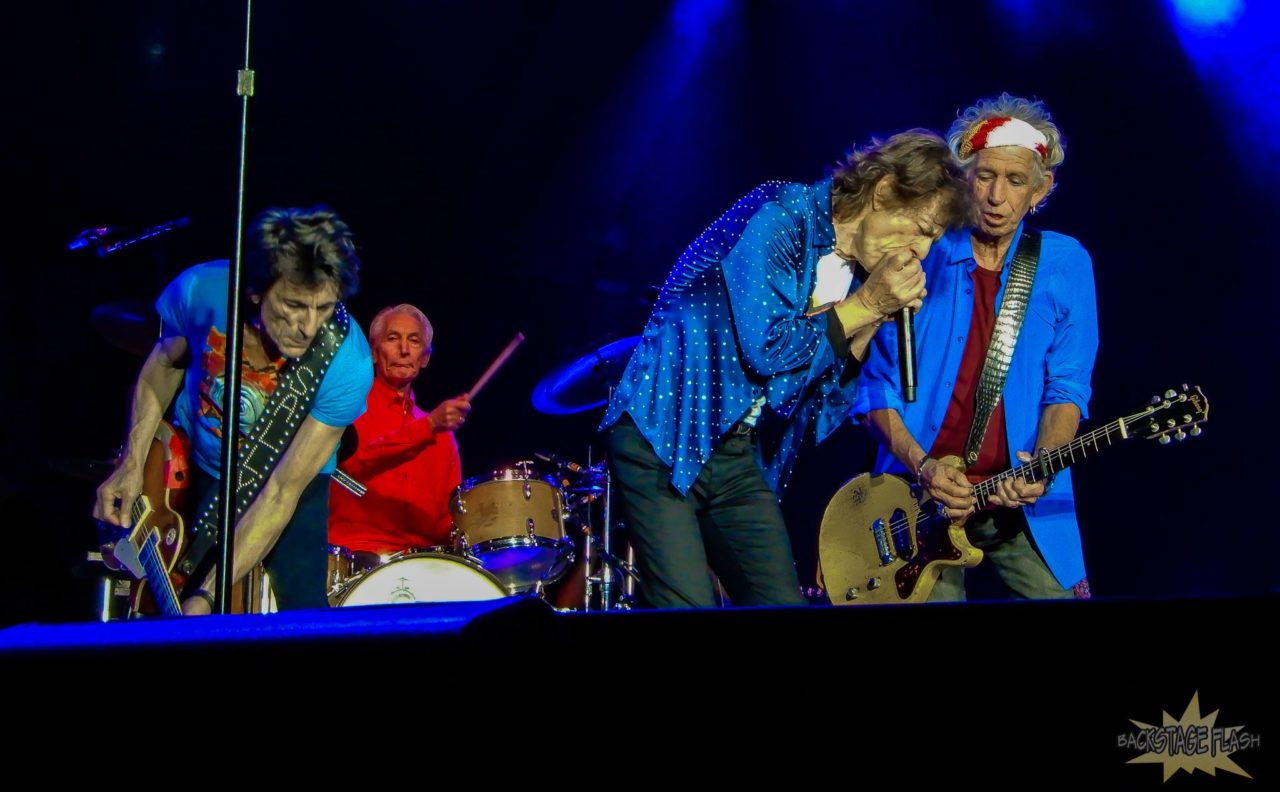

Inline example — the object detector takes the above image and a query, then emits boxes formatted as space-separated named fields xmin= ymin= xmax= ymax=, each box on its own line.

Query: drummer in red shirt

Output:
xmin=329 ymin=304 xmax=471 ymax=567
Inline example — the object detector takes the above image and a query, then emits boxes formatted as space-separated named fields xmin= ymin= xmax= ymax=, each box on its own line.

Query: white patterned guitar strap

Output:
xmin=963 ymin=229 xmax=1041 ymax=465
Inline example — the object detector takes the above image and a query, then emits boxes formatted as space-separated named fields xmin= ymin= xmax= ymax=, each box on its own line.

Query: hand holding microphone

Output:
xmin=855 ymin=251 xmax=926 ymax=402
xmin=856 ymin=250 xmax=926 ymax=315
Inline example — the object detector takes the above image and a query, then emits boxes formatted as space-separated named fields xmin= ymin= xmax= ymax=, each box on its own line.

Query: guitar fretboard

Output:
xmin=972 ymin=410 xmax=1145 ymax=508
xmin=130 ymin=494 xmax=182 ymax=616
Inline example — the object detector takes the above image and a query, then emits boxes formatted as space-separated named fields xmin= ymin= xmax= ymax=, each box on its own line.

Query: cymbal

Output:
xmin=91 ymin=301 xmax=158 ymax=356
xmin=532 ymin=336 xmax=639 ymax=415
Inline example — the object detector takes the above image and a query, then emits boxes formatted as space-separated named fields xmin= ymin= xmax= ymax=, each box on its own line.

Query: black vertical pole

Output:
xmin=215 ymin=0 xmax=255 ymax=614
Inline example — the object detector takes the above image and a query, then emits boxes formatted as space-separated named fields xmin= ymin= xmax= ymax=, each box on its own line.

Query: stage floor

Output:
xmin=3 ymin=595 xmax=1272 ymax=782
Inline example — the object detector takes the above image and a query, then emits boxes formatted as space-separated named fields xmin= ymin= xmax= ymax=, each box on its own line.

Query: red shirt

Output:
xmin=929 ymin=265 xmax=1010 ymax=483
xmin=328 ymin=377 xmax=461 ymax=553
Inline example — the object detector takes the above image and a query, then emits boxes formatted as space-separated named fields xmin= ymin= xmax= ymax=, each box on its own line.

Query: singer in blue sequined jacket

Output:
xmin=602 ymin=177 xmax=858 ymax=495
xmin=599 ymin=131 xmax=969 ymax=609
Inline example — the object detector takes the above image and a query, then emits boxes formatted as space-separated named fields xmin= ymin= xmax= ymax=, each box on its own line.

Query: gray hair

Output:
xmin=369 ymin=303 xmax=433 ymax=352
xmin=947 ymin=93 xmax=1066 ymax=210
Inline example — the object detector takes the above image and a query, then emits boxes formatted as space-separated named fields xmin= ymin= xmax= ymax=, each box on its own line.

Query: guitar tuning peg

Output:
xmin=1151 ymin=395 xmax=1162 ymax=405
xmin=1158 ymin=434 xmax=1171 ymax=445
xmin=1183 ymin=414 xmax=1193 ymax=423
xmin=1181 ymin=383 xmax=1190 ymax=391
xmin=1190 ymin=425 xmax=1202 ymax=437
xmin=1164 ymin=389 xmax=1177 ymax=399
xmin=1174 ymin=430 xmax=1187 ymax=442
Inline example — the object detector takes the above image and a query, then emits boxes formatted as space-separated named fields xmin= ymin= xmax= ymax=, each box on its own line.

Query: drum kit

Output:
xmin=320 ymin=336 xmax=644 ymax=612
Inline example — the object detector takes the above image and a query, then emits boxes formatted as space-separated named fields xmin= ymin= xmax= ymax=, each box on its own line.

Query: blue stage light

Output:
xmin=1168 ymin=0 xmax=1244 ymax=29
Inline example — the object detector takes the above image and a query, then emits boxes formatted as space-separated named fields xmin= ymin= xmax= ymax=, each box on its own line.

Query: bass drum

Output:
xmin=332 ymin=551 xmax=508 ymax=607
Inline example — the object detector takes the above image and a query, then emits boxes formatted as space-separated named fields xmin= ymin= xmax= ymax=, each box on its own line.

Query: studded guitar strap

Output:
xmin=178 ymin=304 xmax=351 ymax=580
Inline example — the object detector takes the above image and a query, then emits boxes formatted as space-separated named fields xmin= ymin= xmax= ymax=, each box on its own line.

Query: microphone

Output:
xmin=534 ymin=450 xmax=585 ymax=474
xmin=897 ymin=307 xmax=917 ymax=403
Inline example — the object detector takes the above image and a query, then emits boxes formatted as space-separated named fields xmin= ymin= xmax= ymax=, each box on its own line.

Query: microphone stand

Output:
xmin=214 ymin=0 xmax=256 ymax=614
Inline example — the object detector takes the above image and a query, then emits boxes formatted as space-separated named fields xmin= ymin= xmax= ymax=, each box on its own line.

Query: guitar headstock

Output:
xmin=1131 ymin=384 xmax=1209 ymax=444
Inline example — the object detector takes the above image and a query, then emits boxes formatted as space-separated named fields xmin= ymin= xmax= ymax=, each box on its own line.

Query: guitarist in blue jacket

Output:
xmin=855 ymin=94 xmax=1098 ymax=601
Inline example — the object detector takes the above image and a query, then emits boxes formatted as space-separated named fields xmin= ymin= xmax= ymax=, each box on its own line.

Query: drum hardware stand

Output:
xmin=573 ymin=446 xmax=631 ymax=612
xmin=624 ymin=542 xmax=637 ymax=605
xmin=582 ymin=521 xmax=595 ymax=608
xmin=596 ymin=390 xmax=640 ymax=611
xmin=578 ymin=389 xmax=642 ymax=611
xmin=586 ymin=541 xmax=638 ymax=610
xmin=578 ymin=462 xmax=638 ymax=610
xmin=598 ymin=445 xmax=616 ymax=611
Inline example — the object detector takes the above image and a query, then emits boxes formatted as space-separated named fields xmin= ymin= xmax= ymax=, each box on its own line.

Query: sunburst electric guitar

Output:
xmin=101 ymin=421 xmax=272 ymax=616
xmin=102 ymin=421 xmax=192 ymax=616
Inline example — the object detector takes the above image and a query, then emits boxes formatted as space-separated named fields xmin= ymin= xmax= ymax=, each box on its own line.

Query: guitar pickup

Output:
xmin=872 ymin=517 xmax=895 ymax=565
xmin=890 ymin=508 xmax=915 ymax=559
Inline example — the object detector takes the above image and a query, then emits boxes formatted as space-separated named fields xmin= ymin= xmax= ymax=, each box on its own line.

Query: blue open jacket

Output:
xmin=853 ymin=223 xmax=1099 ymax=588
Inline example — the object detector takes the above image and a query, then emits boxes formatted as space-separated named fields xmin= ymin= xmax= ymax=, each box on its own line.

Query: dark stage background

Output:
xmin=3 ymin=0 xmax=1276 ymax=625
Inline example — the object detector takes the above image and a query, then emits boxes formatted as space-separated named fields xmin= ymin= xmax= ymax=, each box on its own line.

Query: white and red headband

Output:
xmin=957 ymin=116 xmax=1048 ymax=160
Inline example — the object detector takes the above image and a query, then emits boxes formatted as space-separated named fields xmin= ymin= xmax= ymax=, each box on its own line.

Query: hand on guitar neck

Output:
xmin=918 ymin=450 xmax=1050 ymax=519
xmin=985 ymin=450 xmax=1050 ymax=508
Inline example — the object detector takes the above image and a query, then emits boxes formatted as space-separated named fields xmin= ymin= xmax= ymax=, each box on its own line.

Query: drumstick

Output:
xmin=468 ymin=332 xmax=525 ymax=400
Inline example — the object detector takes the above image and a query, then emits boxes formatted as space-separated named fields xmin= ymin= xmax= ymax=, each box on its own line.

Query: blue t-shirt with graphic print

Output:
xmin=155 ymin=260 xmax=372 ymax=478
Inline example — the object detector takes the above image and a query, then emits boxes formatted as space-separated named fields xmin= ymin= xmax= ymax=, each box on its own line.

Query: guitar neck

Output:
xmin=131 ymin=497 xmax=183 ymax=617
xmin=972 ymin=413 xmax=1137 ymax=509
xmin=139 ymin=534 xmax=183 ymax=616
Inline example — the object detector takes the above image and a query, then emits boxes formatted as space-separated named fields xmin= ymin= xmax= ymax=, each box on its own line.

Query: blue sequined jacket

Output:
xmin=601 ymin=178 xmax=861 ymax=495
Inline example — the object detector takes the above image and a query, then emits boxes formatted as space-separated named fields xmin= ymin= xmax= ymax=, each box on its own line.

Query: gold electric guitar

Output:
xmin=818 ymin=384 xmax=1209 ymax=605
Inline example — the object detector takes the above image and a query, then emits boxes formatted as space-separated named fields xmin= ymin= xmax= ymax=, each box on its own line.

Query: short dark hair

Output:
xmin=244 ymin=206 xmax=361 ymax=300
xmin=830 ymin=129 xmax=969 ymax=228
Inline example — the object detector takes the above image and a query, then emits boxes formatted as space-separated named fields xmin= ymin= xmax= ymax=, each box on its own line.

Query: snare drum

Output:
xmin=451 ymin=466 xmax=574 ymax=591
xmin=332 ymin=551 xmax=507 ymax=607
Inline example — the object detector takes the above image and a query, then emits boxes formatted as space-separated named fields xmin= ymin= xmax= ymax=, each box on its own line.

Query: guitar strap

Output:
xmin=178 ymin=304 xmax=351 ymax=585
xmin=963 ymin=228 xmax=1041 ymax=465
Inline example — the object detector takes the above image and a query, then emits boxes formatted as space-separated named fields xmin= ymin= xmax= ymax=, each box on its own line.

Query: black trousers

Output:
xmin=607 ymin=416 xmax=806 ymax=609
xmin=189 ymin=466 xmax=331 ymax=611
